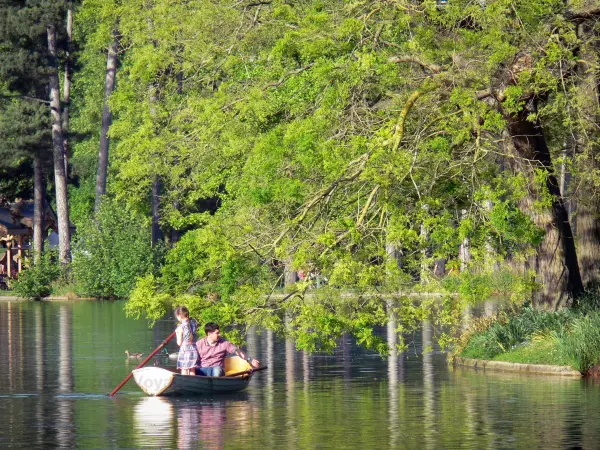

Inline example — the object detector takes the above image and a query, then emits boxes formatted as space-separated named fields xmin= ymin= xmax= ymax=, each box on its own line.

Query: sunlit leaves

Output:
xmin=66 ymin=0 xmax=594 ymax=352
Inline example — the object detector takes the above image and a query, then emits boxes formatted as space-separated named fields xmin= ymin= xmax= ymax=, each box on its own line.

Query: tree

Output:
xmin=62 ymin=6 xmax=73 ymax=177
xmin=47 ymin=24 xmax=71 ymax=264
xmin=0 ymin=1 xmax=74 ymax=264
xmin=63 ymin=0 xmax=600 ymax=350
xmin=95 ymin=29 xmax=119 ymax=212
xmin=0 ymin=99 xmax=52 ymax=259
xmin=72 ymin=197 xmax=160 ymax=298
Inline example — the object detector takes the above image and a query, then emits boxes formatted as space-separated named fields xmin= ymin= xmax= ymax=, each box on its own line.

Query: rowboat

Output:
xmin=132 ymin=356 xmax=257 ymax=396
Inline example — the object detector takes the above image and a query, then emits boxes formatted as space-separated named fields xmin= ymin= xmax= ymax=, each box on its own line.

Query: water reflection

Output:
xmin=1 ymin=300 xmax=600 ymax=449
xmin=264 ymin=329 xmax=275 ymax=449
xmin=132 ymin=397 xmax=261 ymax=450
xmin=422 ymin=320 xmax=436 ymax=449
xmin=342 ymin=333 xmax=351 ymax=381
xmin=57 ymin=305 xmax=74 ymax=448
xmin=387 ymin=316 xmax=399 ymax=449
xmin=134 ymin=397 xmax=174 ymax=447
xmin=285 ymin=333 xmax=297 ymax=449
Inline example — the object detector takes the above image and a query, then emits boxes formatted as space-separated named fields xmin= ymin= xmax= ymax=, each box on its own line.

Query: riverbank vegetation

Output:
xmin=456 ymin=295 xmax=600 ymax=373
xmin=3 ymin=1 xmax=600 ymax=352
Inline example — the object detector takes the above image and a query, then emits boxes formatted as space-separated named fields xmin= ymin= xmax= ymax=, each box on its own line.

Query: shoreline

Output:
xmin=0 ymin=290 xmax=457 ymax=302
xmin=0 ymin=295 xmax=104 ymax=301
xmin=453 ymin=356 xmax=582 ymax=377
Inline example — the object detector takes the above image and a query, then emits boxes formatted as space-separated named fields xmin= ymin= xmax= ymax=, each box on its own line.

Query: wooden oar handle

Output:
xmin=108 ymin=330 xmax=177 ymax=396
xmin=226 ymin=366 xmax=268 ymax=378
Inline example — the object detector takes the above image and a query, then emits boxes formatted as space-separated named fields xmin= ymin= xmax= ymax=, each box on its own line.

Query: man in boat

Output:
xmin=195 ymin=322 xmax=260 ymax=377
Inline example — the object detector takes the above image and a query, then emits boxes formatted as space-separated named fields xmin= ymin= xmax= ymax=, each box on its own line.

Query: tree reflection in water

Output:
xmin=2 ymin=301 xmax=600 ymax=448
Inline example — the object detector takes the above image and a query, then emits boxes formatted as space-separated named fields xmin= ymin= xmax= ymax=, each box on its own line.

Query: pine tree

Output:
xmin=0 ymin=0 xmax=75 ymax=264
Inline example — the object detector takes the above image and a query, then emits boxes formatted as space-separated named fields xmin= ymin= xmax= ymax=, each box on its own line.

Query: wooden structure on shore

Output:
xmin=0 ymin=200 xmax=59 ymax=279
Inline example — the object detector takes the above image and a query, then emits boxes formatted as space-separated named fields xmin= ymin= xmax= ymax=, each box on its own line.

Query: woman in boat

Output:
xmin=175 ymin=306 xmax=199 ymax=375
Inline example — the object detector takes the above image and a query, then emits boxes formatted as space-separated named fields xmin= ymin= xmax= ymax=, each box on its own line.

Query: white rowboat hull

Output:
xmin=132 ymin=357 xmax=254 ymax=396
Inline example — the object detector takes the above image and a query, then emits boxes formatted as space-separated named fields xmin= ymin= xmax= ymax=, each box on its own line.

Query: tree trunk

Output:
xmin=151 ymin=177 xmax=163 ymax=246
xmin=433 ymin=259 xmax=446 ymax=277
xmin=148 ymin=83 xmax=163 ymax=247
xmin=574 ymin=22 xmax=600 ymax=287
xmin=459 ymin=209 xmax=471 ymax=271
xmin=95 ymin=31 xmax=119 ymax=212
xmin=483 ymin=200 xmax=498 ymax=271
xmin=385 ymin=241 xmax=401 ymax=269
xmin=47 ymin=25 xmax=71 ymax=265
xmin=575 ymin=202 xmax=600 ymax=286
xmin=284 ymin=259 xmax=297 ymax=287
xmin=61 ymin=8 xmax=73 ymax=178
xmin=33 ymin=156 xmax=44 ymax=263
xmin=419 ymin=216 xmax=430 ymax=283
xmin=507 ymin=106 xmax=583 ymax=308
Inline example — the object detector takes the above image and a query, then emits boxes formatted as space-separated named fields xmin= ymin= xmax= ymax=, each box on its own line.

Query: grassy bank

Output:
xmin=455 ymin=297 xmax=600 ymax=373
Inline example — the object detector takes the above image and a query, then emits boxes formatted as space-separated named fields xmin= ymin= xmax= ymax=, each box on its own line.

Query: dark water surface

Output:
xmin=1 ymin=300 xmax=600 ymax=449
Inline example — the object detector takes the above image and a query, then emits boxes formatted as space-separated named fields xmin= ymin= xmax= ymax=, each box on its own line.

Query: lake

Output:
xmin=1 ymin=300 xmax=600 ymax=449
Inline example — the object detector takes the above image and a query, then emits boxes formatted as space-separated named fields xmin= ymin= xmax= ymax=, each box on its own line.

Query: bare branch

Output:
xmin=388 ymin=56 xmax=442 ymax=74
xmin=391 ymin=86 xmax=435 ymax=153
xmin=0 ymin=94 xmax=51 ymax=105
xmin=244 ymin=1 xmax=272 ymax=7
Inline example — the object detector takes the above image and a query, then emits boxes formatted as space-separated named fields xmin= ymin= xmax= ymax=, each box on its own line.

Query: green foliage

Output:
xmin=72 ymin=198 xmax=162 ymax=299
xmin=443 ymin=266 xmax=536 ymax=305
xmin=64 ymin=0 xmax=600 ymax=351
xmin=13 ymin=251 xmax=62 ymax=299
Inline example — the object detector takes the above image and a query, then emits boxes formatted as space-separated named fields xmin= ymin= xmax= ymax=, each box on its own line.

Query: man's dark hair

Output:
xmin=204 ymin=322 xmax=220 ymax=335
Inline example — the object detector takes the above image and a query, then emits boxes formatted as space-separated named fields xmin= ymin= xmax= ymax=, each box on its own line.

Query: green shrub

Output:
xmin=72 ymin=198 xmax=163 ymax=299
xmin=13 ymin=251 xmax=62 ymax=299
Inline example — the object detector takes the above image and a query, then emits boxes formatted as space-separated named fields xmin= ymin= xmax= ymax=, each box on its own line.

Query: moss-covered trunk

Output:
xmin=507 ymin=108 xmax=583 ymax=308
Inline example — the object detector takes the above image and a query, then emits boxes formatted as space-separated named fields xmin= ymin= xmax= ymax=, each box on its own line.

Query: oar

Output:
xmin=108 ymin=330 xmax=177 ymax=396
xmin=226 ymin=366 xmax=268 ymax=378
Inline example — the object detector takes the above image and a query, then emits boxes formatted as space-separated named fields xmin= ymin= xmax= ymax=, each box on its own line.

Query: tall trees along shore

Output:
xmin=2 ymin=0 xmax=600 ymax=351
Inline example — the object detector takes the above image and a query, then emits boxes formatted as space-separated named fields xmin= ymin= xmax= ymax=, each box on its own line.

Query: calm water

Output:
xmin=1 ymin=300 xmax=600 ymax=449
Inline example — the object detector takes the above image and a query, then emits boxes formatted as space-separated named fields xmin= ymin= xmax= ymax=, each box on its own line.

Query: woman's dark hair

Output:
xmin=175 ymin=306 xmax=190 ymax=319
xmin=204 ymin=322 xmax=219 ymax=335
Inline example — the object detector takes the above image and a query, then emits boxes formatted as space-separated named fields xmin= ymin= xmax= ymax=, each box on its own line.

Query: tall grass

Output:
xmin=459 ymin=300 xmax=600 ymax=373
xmin=459 ymin=307 xmax=574 ymax=361
xmin=559 ymin=311 xmax=600 ymax=373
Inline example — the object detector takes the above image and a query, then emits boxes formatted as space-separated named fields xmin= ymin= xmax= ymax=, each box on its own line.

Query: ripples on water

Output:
xmin=1 ymin=300 xmax=600 ymax=449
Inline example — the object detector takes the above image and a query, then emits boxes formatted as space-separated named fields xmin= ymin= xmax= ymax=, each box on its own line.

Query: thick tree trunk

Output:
xmin=47 ymin=25 xmax=71 ymax=265
xmin=33 ymin=156 xmax=44 ymax=263
xmin=95 ymin=31 xmax=119 ymax=212
xmin=576 ymin=202 xmax=600 ymax=286
xmin=574 ymin=22 xmax=600 ymax=287
xmin=507 ymin=107 xmax=583 ymax=308
xmin=61 ymin=8 xmax=73 ymax=178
